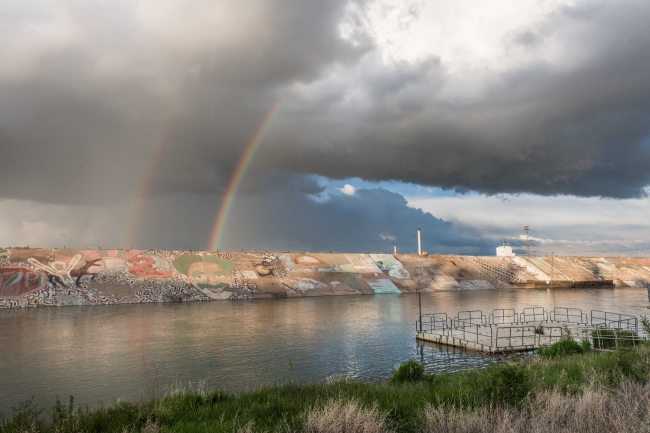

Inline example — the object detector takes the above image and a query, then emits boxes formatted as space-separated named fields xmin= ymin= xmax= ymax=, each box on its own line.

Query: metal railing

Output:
xmin=417 ymin=306 xmax=644 ymax=353
xmin=495 ymin=325 xmax=563 ymax=349
xmin=591 ymin=310 xmax=638 ymax=332
xmin=489 ymin=308 xmax=518 ymax=325
xmin=455 ymin=310 xmax=486 ymax=327
xmin=521 ymin=307 xmax=547 ymax=322
xmin=418 ymin=313 xmax=451 ymax=333
xmin=550 ymin=307 xmax=587 ymax=324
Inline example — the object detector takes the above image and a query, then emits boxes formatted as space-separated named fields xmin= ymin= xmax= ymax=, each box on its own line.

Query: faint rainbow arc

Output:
xmin=207 ymin=85 xmax=297 ymax=251
xmin=120 ymin=114 xmax=177 ymax=250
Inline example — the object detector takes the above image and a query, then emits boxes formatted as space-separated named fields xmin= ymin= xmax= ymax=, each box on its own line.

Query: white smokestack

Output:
xmin=417 ymin=228 xmax=421 ymax=255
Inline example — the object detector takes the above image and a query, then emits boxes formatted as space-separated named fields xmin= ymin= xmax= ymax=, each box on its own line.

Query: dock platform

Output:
xmin=416 ymin=307 xmax=641 ymax=353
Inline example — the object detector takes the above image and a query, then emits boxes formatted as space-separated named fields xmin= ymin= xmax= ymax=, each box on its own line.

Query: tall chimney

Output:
xmin=417 ymin=228 xmax=422 ymax=256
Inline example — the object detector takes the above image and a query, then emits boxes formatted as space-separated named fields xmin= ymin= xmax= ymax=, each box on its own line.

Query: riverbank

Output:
xmin=1 ymin=247 xmax=648 ymax=307
xmin=2 ymin=343 xmax=650 ymax=432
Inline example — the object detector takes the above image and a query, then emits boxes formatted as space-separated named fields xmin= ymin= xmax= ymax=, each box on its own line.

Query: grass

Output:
xmin=591 ymin=329 xmax=642 ymax=349
xmin=2 ymin=343 xmax=650 ymax=432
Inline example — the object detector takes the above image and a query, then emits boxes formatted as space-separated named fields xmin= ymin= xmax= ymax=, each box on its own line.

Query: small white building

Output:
xmin=496 ymin=240 xmax=515 ymax=257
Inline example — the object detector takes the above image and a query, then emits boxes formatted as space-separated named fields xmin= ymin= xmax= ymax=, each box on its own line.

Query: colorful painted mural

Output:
xmin=1 ymin=248 xmax=649 ymax=308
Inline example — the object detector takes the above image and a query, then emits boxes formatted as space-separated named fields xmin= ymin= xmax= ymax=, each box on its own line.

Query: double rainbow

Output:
xmin=121 ymin=82 xmax=298 ymax=251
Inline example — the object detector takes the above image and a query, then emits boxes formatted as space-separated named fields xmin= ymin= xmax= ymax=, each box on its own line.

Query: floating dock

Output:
xmin=416 ymin=307 xmax=641 ymax=353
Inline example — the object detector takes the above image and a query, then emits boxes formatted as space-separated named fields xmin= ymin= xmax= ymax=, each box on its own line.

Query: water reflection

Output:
xmin=416 ymin=340 xmax=499 ymax=373
xmin=0 ymin=287 xmax=647 ymax=414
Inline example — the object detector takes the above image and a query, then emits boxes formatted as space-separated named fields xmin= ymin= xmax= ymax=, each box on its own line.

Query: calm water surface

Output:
xmin=0 ymin=287 xmax=647 ymax=413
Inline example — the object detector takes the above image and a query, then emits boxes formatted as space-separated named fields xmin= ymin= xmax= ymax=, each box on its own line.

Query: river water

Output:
xmin=0 ymin=287 xmax=648 ymax=414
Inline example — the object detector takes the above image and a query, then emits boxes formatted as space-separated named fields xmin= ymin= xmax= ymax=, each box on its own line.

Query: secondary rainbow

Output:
xmin=207 ymin=85 xmax=296 ymax=251
xmin=120 ymin=113 xmax=178 ymax=250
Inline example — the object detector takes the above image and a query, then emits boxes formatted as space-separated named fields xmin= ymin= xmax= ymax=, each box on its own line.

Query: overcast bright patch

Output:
xmin=407 ymin=191 xmax=650 ymax=256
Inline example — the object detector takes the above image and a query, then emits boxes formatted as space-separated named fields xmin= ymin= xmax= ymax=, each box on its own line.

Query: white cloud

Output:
xmin=338 ymin=184 xmax=357 ymax=196
xmin=407 ymin=192 xmax=650 ymax=255
xmin=340 ymin=0 xmax=580 ymax=82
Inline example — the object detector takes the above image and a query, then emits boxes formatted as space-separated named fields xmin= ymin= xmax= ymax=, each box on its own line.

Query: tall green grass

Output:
xmin=2 ymin=344 xmax=650 ymax=433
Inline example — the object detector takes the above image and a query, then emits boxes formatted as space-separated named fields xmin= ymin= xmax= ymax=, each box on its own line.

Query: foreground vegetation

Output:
xmin=3 ymin=341 xmax=650 ymax=432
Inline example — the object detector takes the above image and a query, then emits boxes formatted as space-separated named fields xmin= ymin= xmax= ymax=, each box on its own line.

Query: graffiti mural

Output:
xmin=28 ymin=254 xmax=81 ymax=285
xmin=2 ymin=248 xmax=649 ymax=308
xmin=370 ymin=254 xmax=410 ymax=279
xmin=0 ymin=266 xmax=46 ymax=298
xmin=344 ymin=254 xmax=401 ymax=294
xmin=173 ymin=254 xmax=236 ymax=299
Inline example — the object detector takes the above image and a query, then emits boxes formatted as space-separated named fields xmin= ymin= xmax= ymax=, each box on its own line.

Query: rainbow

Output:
xmin=207 ymin=85 xmax=297 ymax=251
xmin=120 ymin=113 xmax=178 ymax=250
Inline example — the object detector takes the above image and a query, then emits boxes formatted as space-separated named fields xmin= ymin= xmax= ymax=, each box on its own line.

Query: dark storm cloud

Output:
xmin=2 ymin=0 xmax=650 ymax=210
xmin=262 ymin=0 xmax=650 ymax=198
xmin=218 ymin=176 xmax=495 ymax=254
xmin=0 ymin=0 xmax=367 ymax=204
xmin=5 ymin=173 xmax=491 ymax=253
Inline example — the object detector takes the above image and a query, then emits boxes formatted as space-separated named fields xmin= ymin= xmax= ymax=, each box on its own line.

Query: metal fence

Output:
xmin=419 ymin=313 xmax=450 ymax=333
xmin=550 ymin=307 xmax=588 ymax=324
xmin=581 ymin=326 xmax=642 ymax=350
xmin=521 ymin=307 xmax=547 ymax=322
xmin=591 ymin=310 xmax=638 ymax=332
xmin=489 ymin=308 xmax=518 ymax=325
xmin=494 ymin=325 xmax=563 ymax=349
xmin=455 ymin=310 xmax=487 ymax=327
xmin=416 ymin=306 xmax=644 ymax=353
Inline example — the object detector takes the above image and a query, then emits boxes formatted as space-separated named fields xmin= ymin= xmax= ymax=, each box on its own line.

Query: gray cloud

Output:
xmin=0 ymin=0 xmax=367 ymax=205
xmin=262 ymin=0 xmax=650 ymax=198
xmin=2 ymin=0 xmax=650 ymax=211
xmin=0 ymin=173 xmax=495 ymax=254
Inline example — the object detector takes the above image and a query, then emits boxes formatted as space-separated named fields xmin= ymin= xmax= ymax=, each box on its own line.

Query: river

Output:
xmin=0 ymin=287 xmax=648 ymax=414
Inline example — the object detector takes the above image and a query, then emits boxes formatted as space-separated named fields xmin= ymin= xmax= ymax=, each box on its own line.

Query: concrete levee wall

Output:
xmin=1 ymin=247 xmax=649 ymax=308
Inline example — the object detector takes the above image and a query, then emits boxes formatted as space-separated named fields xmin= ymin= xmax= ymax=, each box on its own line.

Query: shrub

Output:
xmin=538 ymin=326 xmax=590 ymax=359
xmin=641 ymin=316 xmax=650 ymax=338
xmin=614 ymin=349 xmax=645 ymax=382
xmin=538 ymin=339 xmax=587 ymax=359
xmin=391 ymin=359 xmax=425 ymax=384
xmin=591 ymin=329 xmax=640 ymax=350
xmin=0 ymin=397 xmax=45 ymax=433
xmin=480 ymin=362 xmax=531 ymax=407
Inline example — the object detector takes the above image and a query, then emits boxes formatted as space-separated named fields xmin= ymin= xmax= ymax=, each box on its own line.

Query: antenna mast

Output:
xmin=524 ymin=226 xmax=530 ymax=258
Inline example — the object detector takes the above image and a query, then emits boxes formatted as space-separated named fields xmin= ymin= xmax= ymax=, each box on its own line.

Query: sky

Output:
xmin=1 ymin=0 xmax=650 ymax=256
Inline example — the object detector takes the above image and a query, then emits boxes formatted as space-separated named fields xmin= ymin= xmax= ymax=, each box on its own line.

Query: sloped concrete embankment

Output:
xmin=0 ymin=247 xmax=646 ymax=307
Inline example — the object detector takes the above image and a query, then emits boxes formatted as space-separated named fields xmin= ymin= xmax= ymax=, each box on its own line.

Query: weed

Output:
xmin=538 ymin=339 xmax=587 ymax=359
xmin=641 ymin=316 xmax=650 ymax=338
xmin=390 ymin=359 xmax=425 ymax=384
xmin=591 ymin=329 xmax=640 ymax=349
xmin=3 ymin=346 xmax=650 ymax=432
xmin=480 ymin=362 xmax=531 ymax=407
xmin=302 ymin=399 xmax=393 ymax=433
xmin=421 ymin=380 xmax=650 ymax=433
xmin=0 ymin=397 xmax=45 ymax=433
